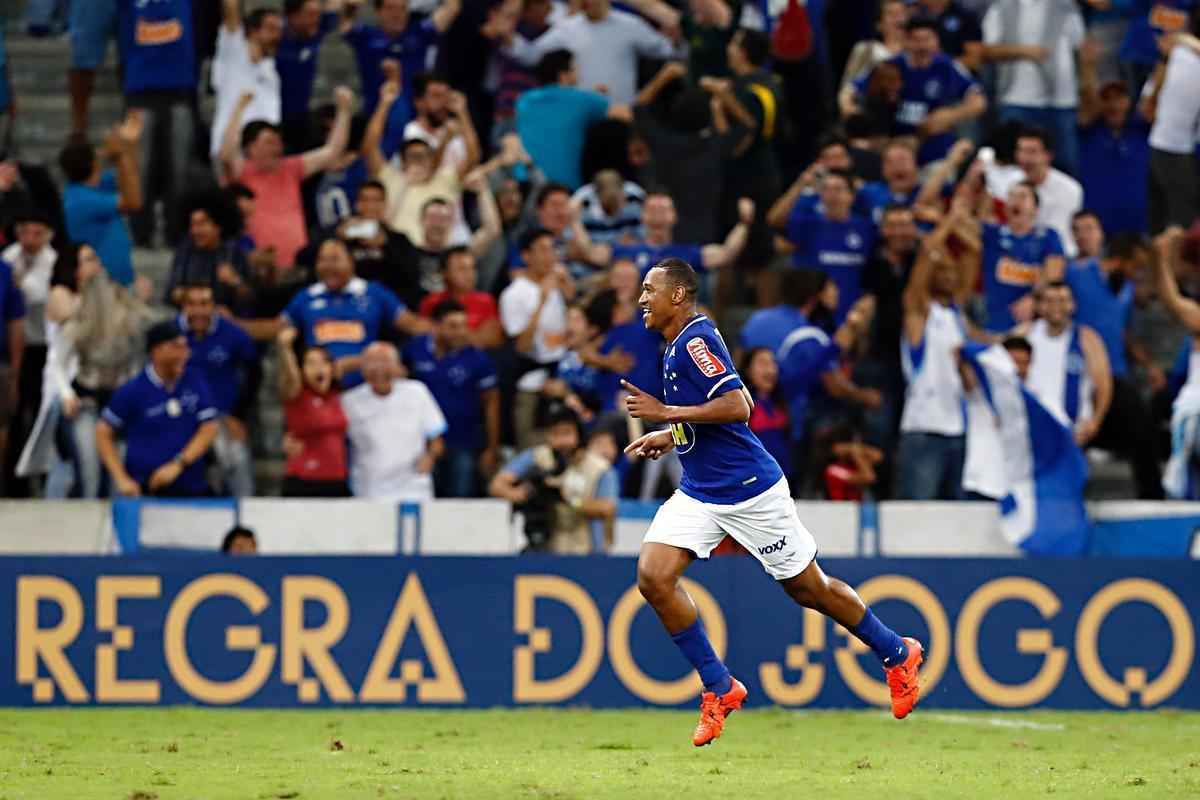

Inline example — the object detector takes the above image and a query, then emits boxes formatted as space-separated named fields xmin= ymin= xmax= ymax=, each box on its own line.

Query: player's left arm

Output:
xmin=1076 ymin=325 xmax=1112 ymax=446
xmin=622 ymin=378 xmax=750 ymax=424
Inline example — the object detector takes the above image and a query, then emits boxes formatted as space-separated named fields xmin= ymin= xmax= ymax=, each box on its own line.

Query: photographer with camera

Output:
xmin=489 ymin=405 xmax=618 ymax=554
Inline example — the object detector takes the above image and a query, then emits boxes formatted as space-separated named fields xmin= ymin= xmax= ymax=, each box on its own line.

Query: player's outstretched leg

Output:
xmin=638 ymin=542 xmax=747 ymax=746
xmin=779 ymin=559 xmax=924 ymax=718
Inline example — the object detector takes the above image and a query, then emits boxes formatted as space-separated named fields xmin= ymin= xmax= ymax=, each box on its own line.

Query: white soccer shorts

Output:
xmin=643 ymin=477 xmax=818 ymax=580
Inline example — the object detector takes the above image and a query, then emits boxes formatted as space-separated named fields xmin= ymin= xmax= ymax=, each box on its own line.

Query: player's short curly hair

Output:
xmin=653 ymin=257 xmax=698 ymax=300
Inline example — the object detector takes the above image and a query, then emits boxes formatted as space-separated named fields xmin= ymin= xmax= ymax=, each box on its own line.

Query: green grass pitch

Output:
xmin=0 ymin=708 xmax=1197 ymax=799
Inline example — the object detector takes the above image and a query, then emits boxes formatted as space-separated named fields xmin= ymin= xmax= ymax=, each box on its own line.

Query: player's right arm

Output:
xmin=623 ymin=378 xmax=751 ymax=425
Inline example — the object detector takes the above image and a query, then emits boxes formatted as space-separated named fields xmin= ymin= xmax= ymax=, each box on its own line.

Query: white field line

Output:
xmin=920 ymin=713 xmax=1067 ymax=731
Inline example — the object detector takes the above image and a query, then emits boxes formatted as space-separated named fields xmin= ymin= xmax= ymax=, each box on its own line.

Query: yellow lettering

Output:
xmin=359 ymin=573 xmax=465 ymax=703
xmin=96 ymin=576 xmax=161 ymax=703
xmin=608 ymin=578 xmax=726 ymax=705
xmin=512 ymin=575 xmax=603 ymax=703
xmin=15 ymin=576 xmax=89 ymax=702
xmin=164 ymin=575 xmax=276 ymax=705
xmin=833 ymin=576 xmax=950 ymax=706
xmin=282 ymin=577 xmax=354 ymax=703
xmin=955 ymin=577 xmax=1067 ymax=708
xmin=1075 ymin=578 xmax=1194 ymax=707
xmin=759 ymin=609 xmax=826 ymax=706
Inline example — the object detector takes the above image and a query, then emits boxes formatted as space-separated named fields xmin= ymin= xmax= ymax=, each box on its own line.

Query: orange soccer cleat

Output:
xmin=885 ymin=637 xmax=924 ymax=719
xmin=692 ymin=677 xmax=747 ymax=747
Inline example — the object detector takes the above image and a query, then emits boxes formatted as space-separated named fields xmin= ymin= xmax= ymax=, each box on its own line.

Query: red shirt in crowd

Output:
xmin=418 ymin=290 xmax=499 ymax=329
xmin=239 ymin=155 xmax=307 ymax=267
xmin=284 ymin=387 xmax=348 ymax=481
xmin=824 ymin=462 xmax=864 ymax=501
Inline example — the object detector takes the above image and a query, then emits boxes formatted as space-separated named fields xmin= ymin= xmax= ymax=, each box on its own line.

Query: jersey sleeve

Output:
xmin=418 ymin=382 xmax=448 ymax=439
xmin=101 ymin=382 xmax=137 ymax=429
xmin=785 ymin=203 xmax=816 ymax=251
xmin=678 ymin=331 xmax=743 ymax=401
xmin=1043 ymin=228 xmax=1066 ymax=258
xmin=375 ymin=284 xmax=405 ymax=325
xmin=476 ymin=352 xmax=498 ymax=391
xmin=194 ymin=375 xmax=219 ymax=423
xmin=279 ymin=287 xmax=308 ymax=331
xmin=233 ymin=324 xmax=258 ymax=364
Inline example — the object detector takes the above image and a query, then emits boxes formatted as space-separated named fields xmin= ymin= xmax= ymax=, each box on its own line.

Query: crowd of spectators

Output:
xmin=2 ymin=0 xmax=1200 ymax=544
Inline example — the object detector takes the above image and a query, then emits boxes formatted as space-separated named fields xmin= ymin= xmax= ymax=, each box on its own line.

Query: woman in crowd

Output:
xmin=15 ymin=241 xmax=84 ymax=496
xmin=837 ymin=0 xmax=909 ymax=118
xmin=61 ymin=243 xmax=158 ymax=498
xmin=741 ymin=347 xmax=792 ymax=478
xmin=277 ymin=326 xmax=350 ymax=498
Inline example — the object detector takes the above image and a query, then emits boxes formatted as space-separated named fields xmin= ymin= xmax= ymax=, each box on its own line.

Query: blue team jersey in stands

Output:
xmin=856 ymin=53 xmax=979 ymax=163
xmin=1065 ymin=258 xmax=1133 ymax=378
xmin=981 ymin=223 xmax=1064 ymax=332
xmin=178 ymin=314 xmax=258 ymax=415
xmin=739 ymin=304 xmax=807 ymax=355
xmin=612 ymin=242 xmax=705 ymax=277
xmin=784 ymin=205 xmax=877 ymax=324
xmin=661 ymin=315 xmax=783 ymax=504
xmin=281 ymin=277 xmax=405 ymax=388
xmin=277 ymin=12 xmax=339 ymax=120
xmin=344 ymin=20 xmax=439 ymax=112
xmin=118 ymin=0 xmax=196 ymax=95
xmin=1120 ymin=0 xmax=1196 ymax=66
xmin=403 ymin=334 xmax=498 ymax=450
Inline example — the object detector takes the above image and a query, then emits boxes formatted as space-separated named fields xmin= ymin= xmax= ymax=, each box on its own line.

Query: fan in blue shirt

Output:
xmin=774 ymin=169 xmax=877 ymax=325
xmin=402 ymin=300 xmax=499 ymax=496
xmin=61 ymin=118 xmax=144 ymax=287
xmin=1078 ymin=84 xmax=1151 ymax=237
xmin=177 ymin=286 xmax=259 ymax=416
xmin=980 ymin=182 xmax=1065 ymax=333
xmin=342 ymin=0 xmax=461 ymax=112
xmin=854 ymin=19 xmax=985 ymax=163
xmin=854 ymin=141 xmax=923 ymax=224
xmin=1065 ymin=212 xmax=1134 ymax=379
xmin=278 ymin=2 xmax=341 ymax=124
xmin=1119 ymin=0 xmax=1197 ymax=68
xmin=739 ymin=268 xmax=829 ymax=356
xmin=96 ymin=322 xmax=220 ymax=497
xmin=117 ymin=0 xmax=196 ymax=96
xmin=279 ymin=239 xmax=427 ymax=388
xmin=581 ymin=192 xmax=755 ymax=277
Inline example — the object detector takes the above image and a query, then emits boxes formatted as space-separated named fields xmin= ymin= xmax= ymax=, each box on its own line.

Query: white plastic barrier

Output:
xmin=139 ymin=502 xmax=239 ymax=551
xmin=877 ymin=501 xmax=1020 ymax=557
xmin=239 ymin=499 xmax=400 ymax=554
xmin=0 ymin=501 xmax=113 ymax=553
xmin=418 ymin=499 xmax=519 ymax=554
xmin=5 ymin=498 xmax=1200 ymax=556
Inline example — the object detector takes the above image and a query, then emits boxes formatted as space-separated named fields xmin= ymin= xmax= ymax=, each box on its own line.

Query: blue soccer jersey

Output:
xmin=662 ymin=315 xmax=783 ymax=505
xmin=982 ymin=223 xmax=1064 ymax=332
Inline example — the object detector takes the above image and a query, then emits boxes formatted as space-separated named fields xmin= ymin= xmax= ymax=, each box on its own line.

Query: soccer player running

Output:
xmin=622 ymin=258 xmax=923 ymax=747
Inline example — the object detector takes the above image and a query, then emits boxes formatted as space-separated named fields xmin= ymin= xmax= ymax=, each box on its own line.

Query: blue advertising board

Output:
xmin=3 ymin=556 xmax=1196 ymax=709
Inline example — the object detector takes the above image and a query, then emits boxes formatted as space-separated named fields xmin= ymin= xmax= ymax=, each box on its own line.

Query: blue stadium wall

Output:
xmin=3 ymin=555 xmax=1196 ymax=710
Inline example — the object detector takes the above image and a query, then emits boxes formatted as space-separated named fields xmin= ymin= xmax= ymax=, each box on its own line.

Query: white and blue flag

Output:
xmin=961 ymin=343 xmax=1091 ymax=555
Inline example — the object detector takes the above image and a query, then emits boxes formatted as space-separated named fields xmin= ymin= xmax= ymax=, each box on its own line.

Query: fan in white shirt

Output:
xmin=342 ymin=342 xmax=447 ymax=502
xmin=210 ymin=1 xmax=284 ymax=159
xmin=1 ymin=213 xmax=57 ymax=351
xmin=992 ymin=127 xmax=1083 ymax=257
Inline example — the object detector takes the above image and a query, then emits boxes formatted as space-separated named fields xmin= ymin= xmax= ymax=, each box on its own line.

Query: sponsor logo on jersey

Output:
xmin=686 ymin=337 xmax=726 ymax=378
xmin=996 ymin=257 xmax=1040 ymax=286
